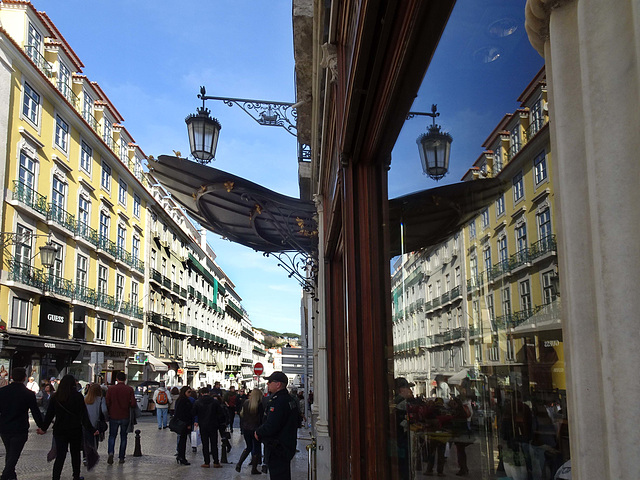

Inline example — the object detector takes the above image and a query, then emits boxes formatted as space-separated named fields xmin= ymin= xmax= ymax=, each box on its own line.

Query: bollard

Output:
xmin=133 ymin=429 xmax=142 ymax=457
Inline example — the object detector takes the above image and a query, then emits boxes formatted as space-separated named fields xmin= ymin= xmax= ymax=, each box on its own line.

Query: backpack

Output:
xmin=156 ymin=389 xmax=168 ymax=405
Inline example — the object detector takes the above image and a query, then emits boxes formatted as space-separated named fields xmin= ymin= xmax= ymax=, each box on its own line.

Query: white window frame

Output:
xmin=130 ymin=325 xmax=138 ymax=346
xmin=496 ymin=194 xmax=505 ymax=217
xmin=96 ymin=316 xmax=106 ymax=341
xmin=513 ymin=172 xmax=524 ymax=203
xmin=133 ymin=194 xmax=141 ymax=218
xmin=101 ymin=161 xmax=111 ymax=191
xmin=22 ymin=82 xmax=40 ymax=126
xmin=54 ymin=115 xmax=69 ymax=153
xmin=112 ymin=321 xmax=125 ymax=344
xmin=76 ymin=254 xmax=88 ymax=288
xmin=519 ymin=279 xmax=532 ymax=312
xmin=118 ymin=179 xmax=127 ymax=206
xmin=534 ymin=150 xmax=548 ymax=185
xmin=11 ymin=297 xmax=30 ymax=330
xmin=80 ymin=141 xmax=92 ymax=174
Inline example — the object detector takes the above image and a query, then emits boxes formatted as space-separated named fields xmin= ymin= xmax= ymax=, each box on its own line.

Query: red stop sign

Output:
xmin=254 ymin=362 xmax=264 ymax=376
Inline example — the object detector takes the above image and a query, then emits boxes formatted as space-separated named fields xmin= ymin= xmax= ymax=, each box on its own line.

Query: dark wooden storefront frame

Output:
xmin=319 ymin=1 xmax=456 ymax=478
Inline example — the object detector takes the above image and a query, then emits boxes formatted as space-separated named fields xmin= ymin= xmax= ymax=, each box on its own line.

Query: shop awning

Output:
xmin=388 ymin=178 xmax=505 ymax=256
xmin=447 ymin=368 xmax=470 ymax=385
xmin=146 ymin=354 xmax=168 ymax=372
xmin=148 ymin=156 xmax=318 ymax=255
xmin=148 ymin=156 xmax=503 ymax=257
xmin=6 ymin=334 xmax=82 ymax=356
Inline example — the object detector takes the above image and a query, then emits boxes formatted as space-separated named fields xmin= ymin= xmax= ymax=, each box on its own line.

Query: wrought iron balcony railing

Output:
xmin=57 ymin=82 xmax=80 ymax=109
xmin=75 ymin=221 xmax=99 ymax=247
xmin=47 ymin=204 xmax=76 ymax=232
xmin=25 ymin=45 xmax=54 ymax=76
xmin=12 ymin=181 xmax=48 ymax=216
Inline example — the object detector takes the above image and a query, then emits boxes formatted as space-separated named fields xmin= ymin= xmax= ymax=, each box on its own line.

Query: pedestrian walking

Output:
xmin=223 ymin=385 xmax=239 ymax=432
xmin=84 ymin=384 xmax=108 ymax=450
xmin=193 ymin=387 xmax=227 ymax=468
xmin=173 ymin=386 xmax=194 ymax=465
xmin=169 ymin=386 xmax=179 ymax=416
xmin=41 ymin=374 xmax=98 ymax=480
xmin=237 ymin=387 xmax=265 ymax=474
xmin=255 ymin=372 xmax=299 ymax=480
xmin=37 ymin=382 xmax=55 ymax=417
xmin=0 ymin=367 xmax=45 ymax=480
xmin=26 ymin=376 xmax=39 ymax=394
xmin=105 ymin=372 xmax=136 ymax=465
xmin=152 ymin=381 xmax=172 ymax=430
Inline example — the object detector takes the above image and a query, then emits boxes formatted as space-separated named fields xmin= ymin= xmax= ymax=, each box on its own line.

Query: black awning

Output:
xmin=7 ymin=333 xmax=82 ymax=355
xmin=150 ymin=156 xmax=503 ymax=259
xmin=148 ymin=156 xmax=317 ymax=255
xmin=388 ymin=178 xmax=505 ymax=256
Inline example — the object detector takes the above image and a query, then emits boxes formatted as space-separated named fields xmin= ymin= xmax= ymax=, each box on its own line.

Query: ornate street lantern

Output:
xmin=185 ymin=86 xmax=222 ymax=164
xmin=39 ymin=240 xmax=58 ymax=269
xmin=416 ymin=104 xmax=453 ymax=181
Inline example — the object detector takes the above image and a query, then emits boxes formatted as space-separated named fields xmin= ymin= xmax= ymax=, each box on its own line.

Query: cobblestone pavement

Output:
xmin=2 ymin=414 xmax=313 ymax=479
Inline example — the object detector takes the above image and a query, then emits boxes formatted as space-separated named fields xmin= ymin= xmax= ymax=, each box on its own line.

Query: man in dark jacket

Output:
xmin=105 ymin=372 xmax=136 ymax=465
xmin=255 ymin=371 xmax=299 ymax=480
xmin=193 ymin=387 xmax=227 ymax=468
xmin=0 ymin=367 xmax=45 ymax=480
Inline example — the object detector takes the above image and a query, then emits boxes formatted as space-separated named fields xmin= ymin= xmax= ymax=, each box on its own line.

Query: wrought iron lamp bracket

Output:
xmin=198 ymin=89 xmax=297 ymax=137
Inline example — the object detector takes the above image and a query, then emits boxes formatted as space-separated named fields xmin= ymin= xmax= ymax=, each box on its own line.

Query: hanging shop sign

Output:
xmin=39 ymin=298 xmax=70 ymax=339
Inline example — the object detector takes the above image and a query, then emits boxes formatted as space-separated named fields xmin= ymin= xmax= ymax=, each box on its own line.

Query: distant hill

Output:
xmin=256 ymin=328 xmax=300 ymax=339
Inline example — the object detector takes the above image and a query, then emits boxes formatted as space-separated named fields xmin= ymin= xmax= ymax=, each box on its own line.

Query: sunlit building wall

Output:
xmin=461 ymin=67 xmax=564 ymax=394
xmin=0 ymin=2 xmax=152 ymax=383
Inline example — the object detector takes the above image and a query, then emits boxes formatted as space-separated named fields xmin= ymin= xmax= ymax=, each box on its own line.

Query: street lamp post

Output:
xmin=408 ymin=104 xmax=453 ymax=181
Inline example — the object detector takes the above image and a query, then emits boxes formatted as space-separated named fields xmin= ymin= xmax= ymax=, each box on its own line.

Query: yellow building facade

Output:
xmin=462 ymin=67 xmax=565 ymax=394
xmin=0 ymin=1 xmax=153 ymax=383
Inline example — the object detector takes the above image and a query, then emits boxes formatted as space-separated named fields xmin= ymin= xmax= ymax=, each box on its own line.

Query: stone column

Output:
xmin=312 ymin=195 xmax=331 ymax=479
xmin=526 ymin=1 xmax=640 ymax=478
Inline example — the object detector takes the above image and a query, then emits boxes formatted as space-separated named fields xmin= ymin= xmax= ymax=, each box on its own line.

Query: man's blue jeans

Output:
xmin=108 ymin=418 xmax=130 ymax=460
xmin=156 ymin=408 xmax=169 ymax=428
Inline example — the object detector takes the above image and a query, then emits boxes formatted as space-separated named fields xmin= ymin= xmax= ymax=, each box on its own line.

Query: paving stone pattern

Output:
xmin=2 ymin=414 xmax=313 ymax=479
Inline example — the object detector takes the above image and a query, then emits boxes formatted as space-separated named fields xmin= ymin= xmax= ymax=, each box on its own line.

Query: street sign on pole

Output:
xmin=254 ymin=362 xmax=264 ymax=376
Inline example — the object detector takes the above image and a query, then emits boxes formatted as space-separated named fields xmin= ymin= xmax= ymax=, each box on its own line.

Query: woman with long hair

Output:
xmin=84 ymin=383 xmax=108 ymax=448
xmin=174 ymin=385 xmax=194 ymax=465
xmin=42 ymin=374 xmax=97 ymax=480
xmin=236 ymin=388 xmax=264 ymax=474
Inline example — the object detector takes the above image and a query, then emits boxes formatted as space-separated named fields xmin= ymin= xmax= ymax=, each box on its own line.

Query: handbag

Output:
xmin=169 ymin=416 xmax=188 ymax=435
xmin=96 ymin=398 xmax=108 ymax=434
xmin=190 ymin=425 xmax=201 ymax=447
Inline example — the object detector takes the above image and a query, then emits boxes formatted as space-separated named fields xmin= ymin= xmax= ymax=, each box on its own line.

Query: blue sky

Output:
xmin=35 ymin=0 xmax=542 ymax=334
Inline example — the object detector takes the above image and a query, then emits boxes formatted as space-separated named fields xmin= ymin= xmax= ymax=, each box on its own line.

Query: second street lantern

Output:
xmin=416 ymin=104 xmax=453 ymax=181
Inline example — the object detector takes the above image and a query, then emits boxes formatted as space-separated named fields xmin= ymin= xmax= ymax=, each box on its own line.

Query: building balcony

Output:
xmin=432 ymin=297 xmax=441 ymax=308
xmin=162 ymin=276 xmax=172 ymax=290
xmin=25 ymin=45 xmax=54 ymax=77
xmin=75 ymin=221 xmax=99 ymax=249
xmin=83 ymin=110 xmax=101 ymax=136
xmin=115 ymin=246 xmax=133 ymax=270
xmin=450 ymin=285 xmax=461 ymax=300
xmin=9 ymin=260 xmax=46 ymax=290
xmin=131 ymin=257 xmax=144 ymax=275
xmin=47 ymin=203 xmax=76 ymax=234
xmin=441 ymin=291 xmax=450 ymax=304
xmin=11 ymin=181 xmax=48 ymax=218
xmin=44 ymin=274 xmax=75 ymax=298
xmin=96 ymin=292 xmax=117 ymax=311
xmin=151 ymin=269 xmax=162 ymax=286
xmin=58 ymin=82 xmax=80 ymax=109
xmin=180 ymin=287 xmax=187 ymax=298
xmin=529 ymin=235 xmax=557 ymax=261
xmin=97 ymin=236 xmax=117 ymax=260
xmin=188 ymin=286 xmax=195 ymax=297
xmin=172 ymin=282 xmax=180 ymax=295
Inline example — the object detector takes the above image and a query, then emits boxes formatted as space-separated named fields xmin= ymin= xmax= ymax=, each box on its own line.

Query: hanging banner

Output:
xmin=39 ymin=298 xmax=70 ymax=338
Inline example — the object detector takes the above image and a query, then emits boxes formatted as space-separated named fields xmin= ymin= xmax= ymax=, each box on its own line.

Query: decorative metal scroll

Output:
xmin=263 ymin=250 xmax=318 ymax=294
xmin=199 ymin=93 xmax=297 ymax=137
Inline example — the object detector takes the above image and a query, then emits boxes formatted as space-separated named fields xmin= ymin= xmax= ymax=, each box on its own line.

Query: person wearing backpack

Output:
xmin=152 ymin=382 xmax=172 ymax=430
